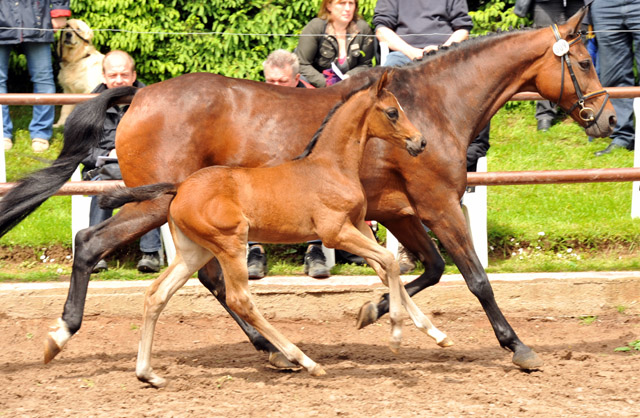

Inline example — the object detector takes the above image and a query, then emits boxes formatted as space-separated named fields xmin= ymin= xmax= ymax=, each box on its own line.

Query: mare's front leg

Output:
xmin=428 ymin=203 xmax=543 ymax=370
xmin=356 ymin=215 xmax=446 ymax=329
xmin=136 ymin=227 xmax=213 ymax=388
xmin=45 ymin=197 xmax=172 ymax=364
xmin=197 ymin=262 xmax=297 ymax=369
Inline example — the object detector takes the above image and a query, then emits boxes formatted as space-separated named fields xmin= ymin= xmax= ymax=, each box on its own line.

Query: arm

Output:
xmin=376 ymin=26 xmax=425 ymax=61
xmin=50 ymin=0 xmax=71 ymax=30
xmin=442 ymin=29 xmax=469 ymax=47
xmin=295 ymin=19 xmax=328 ymax=88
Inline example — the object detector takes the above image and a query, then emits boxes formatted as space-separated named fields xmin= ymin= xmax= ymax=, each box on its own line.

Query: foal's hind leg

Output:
xmin=197 ymin=263 xmax=297 ymax=369
xmin=45 ymin=198 xmax=172 ymax=364
xmin=136 ymin=226 xmax=213 ymax=388
xmin=213 ymin=247 xmax=325 ymax=377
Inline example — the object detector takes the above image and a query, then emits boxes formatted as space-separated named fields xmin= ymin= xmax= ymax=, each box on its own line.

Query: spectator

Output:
xmin=81 ymin=50 xmax=163 ymax=273
xmin=514 ymin=0 xmax=587 ymax=132
xmin=374 ymin=0 xmax=488 ymax=273
xmin=1 ymin=0 xmax=70 ymax=152
xmin=591 ymin=0 xmax=639 ymax=156
xmin=295 ymin=0 xmax=375 ymax=88
xmin=246 ymin=49 xmax=331 ymax=280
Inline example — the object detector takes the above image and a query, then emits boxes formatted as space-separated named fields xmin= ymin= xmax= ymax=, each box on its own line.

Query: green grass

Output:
xmin=0 ymin=103 xmax=639 ymax=280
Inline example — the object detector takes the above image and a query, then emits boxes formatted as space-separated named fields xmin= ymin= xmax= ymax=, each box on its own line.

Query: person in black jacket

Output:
xmin=82 ymin=50 xmax=163 ymax=273
xmin=1 ymin=0 xmax=71 ymax=152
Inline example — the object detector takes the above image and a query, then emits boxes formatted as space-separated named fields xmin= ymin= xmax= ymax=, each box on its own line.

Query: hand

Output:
xmin=51 ymin=17 xmax=67 ymax=32
xmin=422 ymin=45 xmax=439 ymax=54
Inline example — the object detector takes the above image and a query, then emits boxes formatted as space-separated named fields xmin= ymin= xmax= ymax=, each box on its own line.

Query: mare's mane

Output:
xmin=293 ymin=77 xmax=378 ymax=160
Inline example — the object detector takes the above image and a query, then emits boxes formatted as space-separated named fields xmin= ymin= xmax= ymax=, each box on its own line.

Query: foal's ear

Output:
xmin=376 ymin=70 xmax=393 ymax=97
xmin=564 ymin=5 xmax=588 ymax=37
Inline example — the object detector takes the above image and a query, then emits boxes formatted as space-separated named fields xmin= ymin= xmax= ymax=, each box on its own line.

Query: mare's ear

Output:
xmin=377 ymin=70 xmax=390 ymax=97
xmin=564 ymin=5 xmax=588 ymax=37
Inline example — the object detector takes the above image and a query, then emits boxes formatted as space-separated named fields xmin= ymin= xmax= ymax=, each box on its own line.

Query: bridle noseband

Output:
xmin=550 ymin=24 xmax=609 ymax=128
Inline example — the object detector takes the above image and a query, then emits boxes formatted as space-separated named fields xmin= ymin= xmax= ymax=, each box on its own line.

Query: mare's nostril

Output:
xmin=609 ymin=115 xmax=617 ymax=128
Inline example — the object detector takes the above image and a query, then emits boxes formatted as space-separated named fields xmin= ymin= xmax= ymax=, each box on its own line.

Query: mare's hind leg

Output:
xmin=45 ymin=197 xmax=172 ymax=364
xmin=197 ymin=263 xmax=297 ymax=369
xmin=136 ymin=225 xmax=213 ymax=388
xmin=213 ymin=246 xmax=325 ymax=377
xmin=356 ymin=215 xmax=446 ymax=329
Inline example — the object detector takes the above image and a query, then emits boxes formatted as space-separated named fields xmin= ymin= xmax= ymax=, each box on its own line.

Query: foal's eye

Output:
xmin=385 ymin=108 xmax=399 ymax=121
xmin=578 ymin=59 xmax=591 ymax=71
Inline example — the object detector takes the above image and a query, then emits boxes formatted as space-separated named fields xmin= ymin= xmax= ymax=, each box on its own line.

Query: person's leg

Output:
xmin=533 ymin=1 xmax=568 ymax=128
xmin=0 ymin=46 xmax=13 ymax=141
xmin=23 ymin=43 xmax=55 ymax=148
xmin=138 ymin=228 xmax=163 ymax=273
xmin=304 ymin=240 xmax=330 ymax=279
xmin=383 ymin=51 xmax=412 ymax=67
xmin=593 ymin=0 xmax=635 ymax=151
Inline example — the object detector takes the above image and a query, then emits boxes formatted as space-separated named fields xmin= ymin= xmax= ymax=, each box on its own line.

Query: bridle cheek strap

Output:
xmin=550 ymin=24 xmax=608 ymax=128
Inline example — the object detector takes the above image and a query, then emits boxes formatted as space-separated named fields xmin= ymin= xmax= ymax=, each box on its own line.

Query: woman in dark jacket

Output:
xmin=0 ymin=0 xmax=71 ymax=152
xmin=296 ymin=0 xmax=374 ymax=88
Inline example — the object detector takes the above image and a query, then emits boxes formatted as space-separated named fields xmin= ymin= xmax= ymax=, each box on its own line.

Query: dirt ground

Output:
xmin=1 ymin=275 xmax=639 ymax=417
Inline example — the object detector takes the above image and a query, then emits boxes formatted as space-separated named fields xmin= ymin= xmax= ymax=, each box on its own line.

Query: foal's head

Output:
xmin=365 ymin=71 xmax=426 ymax=157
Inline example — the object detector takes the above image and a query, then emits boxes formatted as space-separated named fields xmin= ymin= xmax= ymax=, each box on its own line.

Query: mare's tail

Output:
xmin=98 ymin=183 xmax=177 ymax=210
xmin=0 ymin=86 xmax=139 ymax=237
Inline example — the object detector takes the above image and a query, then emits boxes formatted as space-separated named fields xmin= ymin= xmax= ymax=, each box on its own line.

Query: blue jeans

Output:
xmin=592 ymin=0 xmax=640 ymax=149
xmin=0 ymin=43 xmax=55 ymax=140
xmin=89 ymin=192 xmax=163 ymax=253
xmin=382 ymin=51 xmax=413 ymax=67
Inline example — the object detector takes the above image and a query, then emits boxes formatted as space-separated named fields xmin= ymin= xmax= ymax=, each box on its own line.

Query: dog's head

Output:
xmin=59 ymin=19 xmax=95 ymax=62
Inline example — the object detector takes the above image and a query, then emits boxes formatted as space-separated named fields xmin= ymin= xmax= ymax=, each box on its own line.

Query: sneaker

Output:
xmin=137 ymin=251 xmax=161 ymax=273
xmin=247 ymin=245 xmax=267 ymax=279
xmin=31 ymin=138 xmax=50 ymax=153
xmin=304 ymin=244 xmax=330 ymax=279
xmin=93 ymin=259 xmax=108 ymax=273
xmin=397 ymin=244 xmax=417 ymax=274
xmin=3 ymin=138 xmax=12 ymax=151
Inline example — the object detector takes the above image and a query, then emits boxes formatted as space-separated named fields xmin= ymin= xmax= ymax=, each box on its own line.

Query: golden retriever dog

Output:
xmin=55 ymin=19 xmax=105 ymax=127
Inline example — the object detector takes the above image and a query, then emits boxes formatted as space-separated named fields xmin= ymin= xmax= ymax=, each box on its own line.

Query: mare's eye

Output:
xmin=385 ymin=108 xmax=399 ymax=121
xmin=578 ymin=59 xmax=591 ymax=71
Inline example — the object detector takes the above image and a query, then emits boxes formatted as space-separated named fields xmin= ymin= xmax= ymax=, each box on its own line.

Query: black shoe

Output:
xmin=92 ymin=259 xmax=108 ymax=273
xmin=137 ymin=252 xmax=161 ymax=273
xmin=397 ymin=245 xmax=417 ymax=274
xmin=594 ymin=143 xmax=625 ymax=157
xmin=537 ymin=119 xmax=552 ymax=132
xmin=304 ymin=245 xmax=330 ymax=279
xmin=247 ymin=245 xmax=267 ymax=279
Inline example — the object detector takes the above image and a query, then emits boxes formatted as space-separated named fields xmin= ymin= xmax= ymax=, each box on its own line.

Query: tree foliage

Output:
xmin=10 ymin=0 xmax=526 ymax=86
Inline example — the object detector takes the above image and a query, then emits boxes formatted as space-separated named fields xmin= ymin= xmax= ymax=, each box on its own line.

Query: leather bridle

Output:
xmin=550 ymin=24 xmax=609 ymax=128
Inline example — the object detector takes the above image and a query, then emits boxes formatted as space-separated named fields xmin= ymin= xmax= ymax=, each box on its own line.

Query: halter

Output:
xmin=550 ymin=24 xmax=609 ymax=128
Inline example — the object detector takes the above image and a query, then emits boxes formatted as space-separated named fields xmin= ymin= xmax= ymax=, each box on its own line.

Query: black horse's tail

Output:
xmin=98 ymin=183 xmax=177 ymax=210
xmin=0 ymin=85 xmax=139 ymax=237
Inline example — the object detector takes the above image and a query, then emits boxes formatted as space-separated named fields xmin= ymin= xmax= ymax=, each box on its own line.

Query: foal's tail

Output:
xmin=98 ymin=183 xmax=178 ymax=210
xmin=0 ymin=86 xmax=139 ymax=237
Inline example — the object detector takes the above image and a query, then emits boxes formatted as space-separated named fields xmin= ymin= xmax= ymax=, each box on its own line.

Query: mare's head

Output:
xmin=533 ymin=6 xmax=616 ymax=137
xmin=365 ymin=71 xmax=426 ymax=157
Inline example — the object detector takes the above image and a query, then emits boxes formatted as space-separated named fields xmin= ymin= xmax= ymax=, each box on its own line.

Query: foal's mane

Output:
xmin=293 ymin=77 xmax=378 ymax=160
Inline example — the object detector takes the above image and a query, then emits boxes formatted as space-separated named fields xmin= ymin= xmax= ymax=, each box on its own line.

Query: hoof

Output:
xmin=268 ymin=352 xmax=300 ymax=370
xmin=356 ymin=301 xmax=378 ymax=329
xmin=389 ymin=340 xmax=401 ymax=354
xmin=309 ymin=364 xmax=326 ymax=377
xmin=512 ymin=347 xmax=543 ymax=370
xmin=137 ymin=371 xmax=167 ymax=388
xmin=43 ymin=335 xmax=62 ymax=364
xmin=437 ymin=337 xmax=454 ymax=348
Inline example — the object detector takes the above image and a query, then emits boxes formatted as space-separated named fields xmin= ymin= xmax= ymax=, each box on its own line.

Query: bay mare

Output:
xmin=0 ymin=8 xmax=614 ymax=371
xmin=98 ymin=73 xmax=453 ymax=387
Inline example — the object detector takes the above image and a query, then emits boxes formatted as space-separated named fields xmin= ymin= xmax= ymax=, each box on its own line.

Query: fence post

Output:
xmin=632 ymin=98 xmax=640 ymax=218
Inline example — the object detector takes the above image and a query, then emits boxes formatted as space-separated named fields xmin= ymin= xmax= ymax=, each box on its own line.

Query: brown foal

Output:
xmin=100 ymin=72 xmax=450 ymax=387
